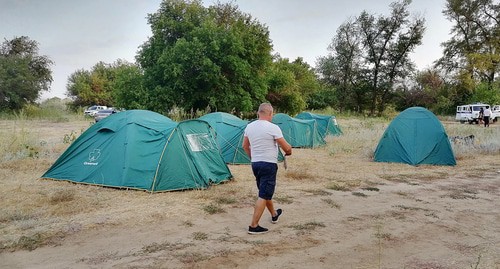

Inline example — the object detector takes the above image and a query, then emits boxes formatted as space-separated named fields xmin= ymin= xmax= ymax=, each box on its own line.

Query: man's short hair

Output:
xmin=258 ymin=103 xmax=273 ymax=116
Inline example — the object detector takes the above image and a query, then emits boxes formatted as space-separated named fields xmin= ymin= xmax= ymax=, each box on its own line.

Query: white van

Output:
xmin=455 ymin=103 xmax=490 ymax=124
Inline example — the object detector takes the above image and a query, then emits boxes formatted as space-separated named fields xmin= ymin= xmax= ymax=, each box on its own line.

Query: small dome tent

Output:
xmin=272 ymin=113 xmax=326 ymax=148
xmin=42 ymin=110 xmax=232 ymax=192
xmin=296 ymin=112 xmax=342 ymax=137
xmin=199 ymin=112 xmax=251 ymax=164
xmin=374 ymin=107 xmax=456 ymax=166
xmin=199 ymin=112 xmax=284 ymax=164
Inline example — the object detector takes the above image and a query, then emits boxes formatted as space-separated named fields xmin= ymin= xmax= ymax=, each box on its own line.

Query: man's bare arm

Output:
xmin=276 ymin=137 xmax=292 ymax=156
xmin=243 ymin=136 xmax=251 ymax=158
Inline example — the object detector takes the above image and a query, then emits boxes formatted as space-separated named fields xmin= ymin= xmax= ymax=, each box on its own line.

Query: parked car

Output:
xmin=84 ymin=105 xmax=107 ymax=116
xmin=94 ymin=108 xmax=118 ymax=122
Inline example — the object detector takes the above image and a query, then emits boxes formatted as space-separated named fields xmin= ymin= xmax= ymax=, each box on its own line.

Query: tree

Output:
xmin=66 ymin=60 xmax=134 ymax=109
xmin=317 ymin=0 xmax=425 ymax=115
xmin=359 ymin=0 xmax=425 ymax=115
xmin=266 ymin=56 xmax=321 ymax=115
xmin=137 ymin=0 xmax=273 ymax=114
xmin=0 ymin=36 xmax=53 ymax=111
xmin=437 ymin=0 xmax=499 ymax=91
xmin=316 ymin=18 xmax=368 ymax=112
xmin=112 ymin=62 xmax=146 ymax=109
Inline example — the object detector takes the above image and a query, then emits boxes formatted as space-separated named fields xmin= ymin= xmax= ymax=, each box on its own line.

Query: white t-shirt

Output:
xmin=244 ymin=120 xmax=283 ymax=163
xmin=483 ymin=108 xmax=491 ymax=117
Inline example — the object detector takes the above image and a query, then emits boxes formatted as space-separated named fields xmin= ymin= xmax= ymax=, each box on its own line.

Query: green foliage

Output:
xmin=137 ymin=0 xmax=272 ymax=114
xmin=66 ymin=61 xmax=127 ymax=109
xmin=468 ymin=82 xmax=500 ymax=105
xmin=63 ymin=130 xmax=78 ymax=144
xmin=266 ymin=57 xmax=320 ymax=114
xmin=0 ymin=36 xmax=53 ymax=111
xmin=112 ymin=62 xmax=146 ymax=109
xmin=438 ymin=0 xmax=499 ymax=89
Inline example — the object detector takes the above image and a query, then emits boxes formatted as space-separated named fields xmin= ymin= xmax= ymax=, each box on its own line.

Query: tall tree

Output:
xmin=317 ymin=0 xmax=425 ymax=115
xmin=137 ymin=0 xmax=273 ymax=114
xmin=0 ymin=36 xmax=53 ymax=111
xmin=316 ymin=18 xmax=367 ymax=112
xmin=437 ymin=0 xmax=499 ymax=91
xmin=359 ymin=0 xmax=425 ymax=115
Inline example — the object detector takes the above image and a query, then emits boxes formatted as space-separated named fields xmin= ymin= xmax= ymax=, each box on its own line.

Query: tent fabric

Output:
xmin=374 ymin=107 xmax=456 ymax=166
xmin=42 ymin=110 xmax=232 ymax=192
xmin=199 ymin=112 xmax=284 ymax=164
xmin=199 ymin=112 xmax=251 ymax=164
xmin=296 ymin=112 xmax=343 ymax=137
xmin=272 ymin=113 xmax=326 ymax=148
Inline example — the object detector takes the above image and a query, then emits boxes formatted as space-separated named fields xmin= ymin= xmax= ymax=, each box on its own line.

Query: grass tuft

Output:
xmin=202 ymin=203 xmax=226 ymax=214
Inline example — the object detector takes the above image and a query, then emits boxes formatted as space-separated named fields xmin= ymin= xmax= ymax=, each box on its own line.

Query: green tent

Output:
xmin=42 ymin=110 xmax=233 ymax=192
xmin=272 ymin=113 xmax=326 ymax=148
xmin=374 ymin=107 xmax=456 ymax=166
xmin=199 ymin=112 xmax=250 ymax=164
xmin=296 ymin=112 xmax=342 ymax=137
xmin=199 ymin=112 xmax=284 ymax=164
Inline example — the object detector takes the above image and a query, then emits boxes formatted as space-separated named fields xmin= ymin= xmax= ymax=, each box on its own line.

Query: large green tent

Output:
xmin=42 ymin=110 xmax=233 ymax=192
xmin=272 ymin=113 xmax=326 ymax=148
xmin=296 ymin=112 xmax=342 ymax=138
xmin=199 ymin=112 xmax=284 ymax=164
xmin=374 ymin=107 xmax=456 ymax=166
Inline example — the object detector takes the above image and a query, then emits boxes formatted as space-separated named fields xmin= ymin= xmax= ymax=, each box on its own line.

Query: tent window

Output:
xmin=186 ymin=133 xmax=216 ymax=152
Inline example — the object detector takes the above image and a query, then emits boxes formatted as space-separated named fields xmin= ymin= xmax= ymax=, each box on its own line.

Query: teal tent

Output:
xmin=199 ymin=112 xmax=250 ymax=164
xmin=199 ymin=112 xmax=284 ymax=164
xmin=374 ymin=107 xmax=456 ymax=166
xmin=42 ymin=110 xmax=233 ymax=192
xmin=296 ymin=112 xmax=342 ymax=137
xmin=272 ymin=113 xmax=326 ymax=148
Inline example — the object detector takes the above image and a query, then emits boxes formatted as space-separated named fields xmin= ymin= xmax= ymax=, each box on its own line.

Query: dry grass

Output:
xmin=0 ymin=117 xmax=499 ymax=254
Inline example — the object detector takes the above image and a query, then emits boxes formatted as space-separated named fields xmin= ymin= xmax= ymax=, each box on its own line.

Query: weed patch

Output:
xmin=202 ymin=203 xmax=226 ymax=214
xmin=352 ymin=192 xmax=368 ymax=197
xmin=192 ymin=232 xmax=208 ymax=241
xmin=322 ymin=198 xmax=341 ymax=209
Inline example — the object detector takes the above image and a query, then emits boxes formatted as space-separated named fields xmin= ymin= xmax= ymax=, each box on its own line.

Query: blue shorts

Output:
xmin=251 ymin=162 xmax=278 ymax=200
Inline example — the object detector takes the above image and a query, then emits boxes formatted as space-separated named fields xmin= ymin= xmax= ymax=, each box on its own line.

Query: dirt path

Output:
xmin=2 ymin=166 xmax=499 ymax=269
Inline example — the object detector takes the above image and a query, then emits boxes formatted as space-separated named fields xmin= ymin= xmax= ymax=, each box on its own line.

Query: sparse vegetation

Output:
xmin=322 ymin=198 xmax=341 ymax=209
xmin=352 ymin=192 xmax=368 ymax=197
xmin=289 ymin=221 xmax=326 ymax=233
xmin=0 ymin=115 xmax=499 ymax=269
xmin=202 ymin=203 xmax=226 ymax=215
xmin=192 ymin=232 xmax=209 ymax=241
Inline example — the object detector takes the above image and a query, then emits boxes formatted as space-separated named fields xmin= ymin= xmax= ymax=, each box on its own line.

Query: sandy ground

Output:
xmin=0 ymin=119 xmax=499 ymax=269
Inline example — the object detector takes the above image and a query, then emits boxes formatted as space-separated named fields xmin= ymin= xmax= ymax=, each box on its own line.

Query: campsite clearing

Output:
xmin=0 ymin=117 xmax=499 ymax=269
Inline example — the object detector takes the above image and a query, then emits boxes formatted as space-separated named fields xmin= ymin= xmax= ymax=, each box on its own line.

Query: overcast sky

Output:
xmin=0 ymin=0 xmax=453 ymax=100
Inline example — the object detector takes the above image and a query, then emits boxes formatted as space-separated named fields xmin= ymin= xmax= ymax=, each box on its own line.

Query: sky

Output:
xmin=0 ymin=0 xmax=453 ymax=100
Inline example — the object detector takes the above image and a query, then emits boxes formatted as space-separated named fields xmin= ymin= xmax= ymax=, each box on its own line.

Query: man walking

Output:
xmin=243 ymin=103 xmax=292 ymax=234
